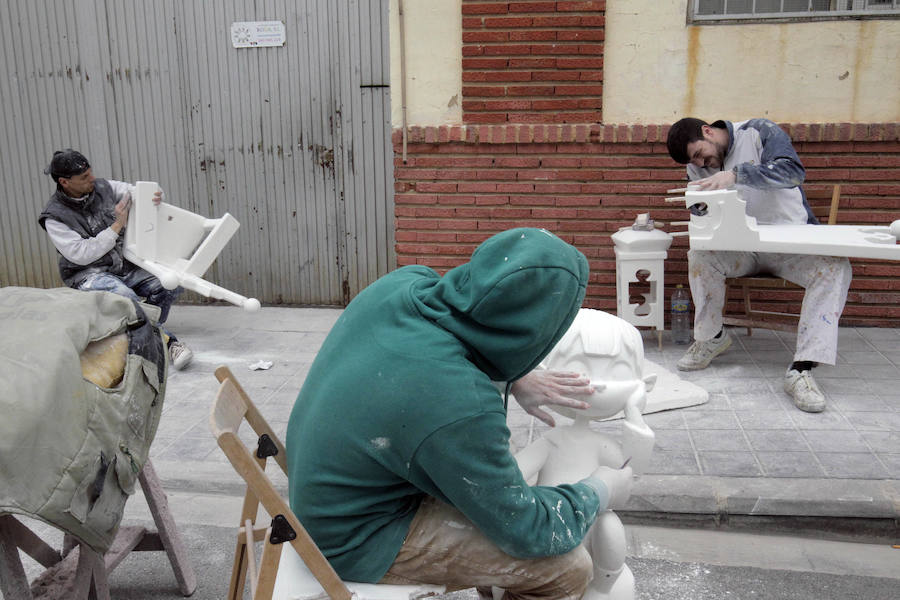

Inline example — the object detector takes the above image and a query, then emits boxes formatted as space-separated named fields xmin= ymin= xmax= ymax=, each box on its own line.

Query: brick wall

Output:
xmin=392 ymin=123 xmax=900 ymax=327
xmin=462 ymin=0 xmax=604 ymax=123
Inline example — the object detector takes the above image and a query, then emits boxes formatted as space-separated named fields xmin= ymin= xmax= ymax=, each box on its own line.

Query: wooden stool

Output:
xmin=0 ymin=461 xmax=196 ymax=600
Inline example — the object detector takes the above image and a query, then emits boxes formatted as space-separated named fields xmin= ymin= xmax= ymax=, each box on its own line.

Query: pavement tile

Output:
xmin=728 ymin=391 xmax=789 ymax=411
xmin=645 ymin=451 xmax=700 ymax=475
xmin=744 ymin=430 xmax=810 ymax=452
xmin=827 ymin=393 xmax=892 ymax=413
xmin=652 ymin=429 xmax=693 ymax=452
xmin=843 ymin=411 xmax=900 ymax=432
xmin=876 ymin=454 xmax=900 ymax=478
xmin=864 ymin=379 xmax=900 ymax=395
xmin=851 ymin=364 xmax=900 ymax=380
xmin=816 ymin=453 xmax=890 ymax=479
xmin=814 ymin=364 xmax=860 ymax=379
xmin=859 ymin=431 xmax=900 ymax=453
xmin=697 ymin=451 xmax=762 ymax=476
xmin=817 ymin=377 xmax=873 ymax=395
xmin=641 ymin=411 xmax=687 ymax=429
xmin=838 ymin=351 xmax=893 ymax=366
xmin=691 ymin=429 xmax=752 ymax=452
xmin=755 ymin=451 xmax=826 ymax=478
xmin=803 ymin=430 xmax=871 ymax=453
xmin=856 ymin=327 xmax=900 ymax=341
xmin=789 ymin=410 xmax=853 ymax=431
xmin=699 ymin=392 xmax=731 ymax=410
xmin=734 ymin=409 xmax=796 ymax=430
xmin=683 ymin=411 xmax=741 ymax=430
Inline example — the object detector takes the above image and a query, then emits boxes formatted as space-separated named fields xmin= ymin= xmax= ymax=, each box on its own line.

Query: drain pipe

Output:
xmin=398 ymin=0 xmax=408 ymax=163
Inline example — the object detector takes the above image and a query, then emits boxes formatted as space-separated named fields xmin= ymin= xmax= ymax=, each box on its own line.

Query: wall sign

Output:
xmin=230 ymin=21 xmax=286 ymax=48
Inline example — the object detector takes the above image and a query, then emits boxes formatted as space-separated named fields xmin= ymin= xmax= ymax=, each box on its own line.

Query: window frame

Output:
xmin=688 ymin=0 xmax=900 ymax=25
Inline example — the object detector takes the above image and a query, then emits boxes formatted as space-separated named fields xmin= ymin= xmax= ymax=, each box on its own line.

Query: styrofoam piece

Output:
xmin=612 ymin=227 xmax=672 ymax=337
xmin=272 ymin=542 xmax=444 ymax=600
xmin=685 ymin=188 xmax=900 ymax=260
xmin=512 ymin=310 xmax=653 ymax=600
xmin=123 ymin=181 xmax=260 ymax=311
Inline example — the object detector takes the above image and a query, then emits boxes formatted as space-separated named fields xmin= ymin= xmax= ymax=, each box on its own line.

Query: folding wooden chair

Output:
xmin=210 ymin=366 xmax=444 ymax=600
xmin=722 ymin=184 xmax=843 ymax=335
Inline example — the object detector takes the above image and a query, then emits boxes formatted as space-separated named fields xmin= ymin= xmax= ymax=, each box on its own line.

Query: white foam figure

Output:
xmin=124 ymin=181 xmax=260 ymax=311
xmin=684 ymin=188 xmax=900 ymax=260
xmin=514 ymin=309 xmax=656 ymax=600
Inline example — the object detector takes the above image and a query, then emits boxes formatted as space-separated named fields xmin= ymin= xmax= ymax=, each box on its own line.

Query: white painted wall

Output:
xmin=389 ymin=0 xmax=462 ymax=127
xmin=603 ymin=0 xmax=900 ymax=124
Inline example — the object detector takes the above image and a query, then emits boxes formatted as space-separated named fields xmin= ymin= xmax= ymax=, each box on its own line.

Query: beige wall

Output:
xmin=388 ymin=0 xmax=900 ymax=127
xmin=603 ymin=0 xmax=900 ymax=124
xmin=390 ymin=0 xmax=462 ymax=127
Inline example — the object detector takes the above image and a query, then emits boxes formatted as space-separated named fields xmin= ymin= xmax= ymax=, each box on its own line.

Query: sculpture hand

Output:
xmin=510 ymin=369 xmax=597 ymax=427
xmin=582 ymin=465 xmax=633 ymax=511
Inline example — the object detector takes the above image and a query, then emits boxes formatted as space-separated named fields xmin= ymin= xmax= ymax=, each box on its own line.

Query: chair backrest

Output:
xmin=806 ymin=184 xmax=841 ymax=225
xmin=210 ymin=366 xmax=352 ymax=600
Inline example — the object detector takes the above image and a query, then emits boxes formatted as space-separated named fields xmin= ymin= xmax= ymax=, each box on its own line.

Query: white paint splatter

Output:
xmin=370 ymin=437 xmax=390 ymax=450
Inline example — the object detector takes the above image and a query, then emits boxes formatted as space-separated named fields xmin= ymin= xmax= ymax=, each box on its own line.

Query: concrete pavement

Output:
xmin=17 ymin=303 xmax=899 ymax=599
xmin=154 ymin=304 xmax=900 ymax=527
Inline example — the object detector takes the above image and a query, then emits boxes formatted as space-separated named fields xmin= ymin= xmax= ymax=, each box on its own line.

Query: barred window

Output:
xmin=691 ymin=0 xmax=900 ymax=23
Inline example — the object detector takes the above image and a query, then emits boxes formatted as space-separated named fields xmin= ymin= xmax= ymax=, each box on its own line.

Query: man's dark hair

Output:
xmin=44 ymin=149 xmax=91 ymax=183
xmin=666 ymin=118 xmax=708 ymax=164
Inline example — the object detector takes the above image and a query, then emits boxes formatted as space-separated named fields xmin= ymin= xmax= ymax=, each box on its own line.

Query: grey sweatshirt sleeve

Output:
xmin=733 ymin=119 xmax=805 ymax=190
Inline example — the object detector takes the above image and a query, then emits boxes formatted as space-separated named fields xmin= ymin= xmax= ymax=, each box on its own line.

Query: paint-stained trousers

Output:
xmin=688 ymin=250 xmax=852 ymax=365
xmin=379 ymin=497 xmax=593 ymax=600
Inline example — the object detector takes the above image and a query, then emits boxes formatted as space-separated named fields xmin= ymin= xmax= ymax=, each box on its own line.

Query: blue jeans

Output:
xmin=78 ymin=265 xmax=184 ymax=326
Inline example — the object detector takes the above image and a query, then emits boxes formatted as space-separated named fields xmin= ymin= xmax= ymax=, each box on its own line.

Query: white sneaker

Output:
xmin=676 ymin=331 xmax=732 ymax=371
xmin=784 ymin=369 xmax=825 ymax=413
xmin=169 ymin=340 xmax=193 ymax=370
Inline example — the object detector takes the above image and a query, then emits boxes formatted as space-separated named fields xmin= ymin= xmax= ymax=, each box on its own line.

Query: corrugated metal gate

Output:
xmin=0 ymin=0 xmax=394 ymax=306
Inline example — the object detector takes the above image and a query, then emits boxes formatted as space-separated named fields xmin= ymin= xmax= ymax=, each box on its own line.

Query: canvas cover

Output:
xmin=0 ymin=287 xmax=167 ymax=552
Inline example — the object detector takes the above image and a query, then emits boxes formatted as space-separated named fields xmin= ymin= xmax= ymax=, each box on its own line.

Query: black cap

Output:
xmin=44 ymin=149 xmax=91 ymax=182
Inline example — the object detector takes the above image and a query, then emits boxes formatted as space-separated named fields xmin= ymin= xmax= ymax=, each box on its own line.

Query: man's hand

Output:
xmin=111 ymin=194 xmax=132 ymax=234
xmin=694 ymin=169 xmax=736 ymax=190
xmin=152 ymin=190 xmax=163 ymax=206
xmin=510 ymin=370 xmax=597 ymax=427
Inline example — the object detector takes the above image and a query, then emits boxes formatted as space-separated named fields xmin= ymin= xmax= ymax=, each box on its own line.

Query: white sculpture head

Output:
xmin=540 ymin=309 xmax=656 ymax=420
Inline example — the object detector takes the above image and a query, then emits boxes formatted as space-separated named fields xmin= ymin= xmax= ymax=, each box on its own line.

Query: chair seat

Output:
xmin=272 ymin=544 xmax=444 ymax=600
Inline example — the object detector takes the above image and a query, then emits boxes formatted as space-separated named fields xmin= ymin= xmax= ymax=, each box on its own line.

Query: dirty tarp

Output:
xmin=0 ymin=287 xmax=167 ymax=552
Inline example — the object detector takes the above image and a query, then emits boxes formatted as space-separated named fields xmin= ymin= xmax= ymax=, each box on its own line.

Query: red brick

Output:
xmin=510 ymin=30 xmax=558 ymax=42
xmin=555 ymin=85 xmax=603 ymax=95
xmin=557 ymin=1 xmax=605 ymax=12
xmin=509 ymin=2 xmax=556 ymax=12
xmin=508 ymin=57 xmax=557 ymax=68
xmin=463 ymin=58 xmax=510 ymax=69
xmin=532 ymin=16 xmax=581 ymax=27
xmin=458 ymin=182 xmax=499 ymax=193
xmin=461 ymin=3 xmax=510 ymax=15
xmin=533 ymin=71 xmax=582 ymax=81
xmin=507 ymin=85 xmax=556 ymax=96
xmin=557 ymin=30 xmax=605 ymax=41
xmin=463 ymin=31 xmax=508 ymax=43
xmin=462 ymin=45 xmax=485 ymax=56
xmin=415 ymin=182 xmax=457 ymax=193
xmin=557 ymin=57 xmax=603 ymax=69
xmin=483 ymin=44 xmax=533 ymax=55
xmin=463 ymin=86 xmax=506 ymax=97
xmin=484 ymin=17 xmax=534 ymax=29
xmin=464 ymin=112 xmax=508 ymax=124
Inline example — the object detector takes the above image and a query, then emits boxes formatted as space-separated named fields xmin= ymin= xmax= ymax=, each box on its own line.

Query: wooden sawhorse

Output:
xmin=0 ymin=460 xmax=196 ymax=599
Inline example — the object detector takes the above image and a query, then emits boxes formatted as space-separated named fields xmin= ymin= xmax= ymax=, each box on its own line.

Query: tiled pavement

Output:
xmin=153 ymin=305 xmax=900 ymax=522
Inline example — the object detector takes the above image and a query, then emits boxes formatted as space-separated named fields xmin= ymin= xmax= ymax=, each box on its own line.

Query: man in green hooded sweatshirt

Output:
xmin=287 ymin=228 xmax=633 ymax=598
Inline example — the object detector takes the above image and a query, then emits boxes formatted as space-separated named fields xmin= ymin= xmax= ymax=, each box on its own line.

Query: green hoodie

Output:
xmin=286 ymin=228 xmax=601 ymax=583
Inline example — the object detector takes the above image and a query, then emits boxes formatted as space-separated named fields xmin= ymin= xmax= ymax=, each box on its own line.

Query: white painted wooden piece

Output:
xmin=124 ymin=182 xmax=260 ymax=311
xmin=683 ymin=189 xmax=900 ymax=260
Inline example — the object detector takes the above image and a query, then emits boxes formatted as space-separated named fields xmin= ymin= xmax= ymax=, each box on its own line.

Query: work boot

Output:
xmin=676 ymin=331 xmax=732 ymax=371
xmin=169 ymin=340 xmax=194 ymax=371
xmin=784 ymin=368 xmax=826 ymax=413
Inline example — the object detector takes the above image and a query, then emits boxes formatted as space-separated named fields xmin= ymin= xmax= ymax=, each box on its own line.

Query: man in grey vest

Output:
xmin=666 ymin=118 xmax=852 ymax=413
xmin=38 ymin=149 xmax=193 ymax=370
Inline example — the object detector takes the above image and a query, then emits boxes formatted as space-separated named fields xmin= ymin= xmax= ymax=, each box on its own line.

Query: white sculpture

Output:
xmin=683 ymin=188 xmax=900 ymax=260
xmin=123 ymin=181 xmax=261 ymax=311
xmin=515 ymin=309 xmax=656 ymax=600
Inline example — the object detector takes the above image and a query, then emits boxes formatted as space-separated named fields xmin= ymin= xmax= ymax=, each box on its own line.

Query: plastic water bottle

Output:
xmin=671 ymin=284 xmax=692 ymax=345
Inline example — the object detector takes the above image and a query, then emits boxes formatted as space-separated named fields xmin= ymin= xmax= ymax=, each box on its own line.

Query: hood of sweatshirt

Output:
xmin=409 ymin=228 xmax=589 ymax=382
